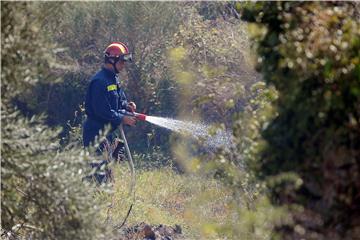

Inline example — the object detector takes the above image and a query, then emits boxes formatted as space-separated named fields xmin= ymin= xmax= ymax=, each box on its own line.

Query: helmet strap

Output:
xmin=105 ymin=56 xmax=120 ymax=74
xmin=112 ymin=61 xmax=119 ymax=74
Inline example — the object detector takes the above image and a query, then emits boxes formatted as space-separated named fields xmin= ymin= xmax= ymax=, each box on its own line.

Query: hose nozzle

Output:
xmin=134 ymin=112 xmax=147 ymax=121
xmin=119 ymin=109 xmax=147 ymax=121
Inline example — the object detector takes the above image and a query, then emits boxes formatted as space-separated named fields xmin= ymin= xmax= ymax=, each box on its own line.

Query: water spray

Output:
xmin=119 ymin=109 xmax=232 ymax=150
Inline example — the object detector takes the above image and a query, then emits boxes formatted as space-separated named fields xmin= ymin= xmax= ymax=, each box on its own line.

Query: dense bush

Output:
xmin=1 ymin=3 xmax=110 ymax=239
xmin=166 ymin=4 xmax=286 ymax=239
xmin=171 ymin=3 xmax=261 ymax=124
xmin=1 ymin=108 xmax=109 ymax=239
xmin=241 ymin=2 xmax=360 ymax=239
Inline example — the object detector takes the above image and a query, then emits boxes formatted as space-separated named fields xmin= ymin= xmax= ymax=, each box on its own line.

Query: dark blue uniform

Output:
xmin=83 ymin=67 xmax=128 ymax=148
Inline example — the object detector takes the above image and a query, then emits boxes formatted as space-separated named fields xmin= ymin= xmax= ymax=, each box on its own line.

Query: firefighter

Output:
xmin=83 ymin=42 xmax=136 ymax=183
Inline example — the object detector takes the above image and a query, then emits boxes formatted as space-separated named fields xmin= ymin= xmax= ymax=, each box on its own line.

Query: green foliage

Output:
xmin=1 ymin=2 xmax=111 ymax=239
xmin=241 ymin=2 xmax=360 ymax=239
xmin=1 ymin=108 xmax=109 ymax=239
xmin=196 ymin=2 xmax=240 ymax=21
xmin=170 ymin=4 xmax=260 ymax=123
xmin=1 ymin=2 xmax=58 ymax=102
xmin=233 ymin=82 xmax=278 ymax=171
xmin=166 ymin=3 xmax=286 ymax=239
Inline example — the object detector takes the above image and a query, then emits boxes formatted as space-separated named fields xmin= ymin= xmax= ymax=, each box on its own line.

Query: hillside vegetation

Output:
xmin=1 ymin=2 xmax=359 ymax=240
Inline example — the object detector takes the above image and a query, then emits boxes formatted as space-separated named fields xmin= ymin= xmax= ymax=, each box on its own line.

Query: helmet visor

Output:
xmin=119 ymin=53 xmax=133 ymax=62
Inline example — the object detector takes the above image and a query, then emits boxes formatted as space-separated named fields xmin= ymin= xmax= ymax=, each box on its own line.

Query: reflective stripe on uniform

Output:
xmin=107 ymin=84 xmax=117 ymax=91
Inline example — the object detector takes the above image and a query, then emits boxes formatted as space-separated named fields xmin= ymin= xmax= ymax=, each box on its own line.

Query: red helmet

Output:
xmin=104 ymin=42 xmax=129 ymax=56
xmin=104 ymin=42 xmax=132 ymax=62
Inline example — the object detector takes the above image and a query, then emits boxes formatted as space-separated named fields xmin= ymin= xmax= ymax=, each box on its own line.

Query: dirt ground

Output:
xmin=117 ymin=222 xmax=183 ymax=240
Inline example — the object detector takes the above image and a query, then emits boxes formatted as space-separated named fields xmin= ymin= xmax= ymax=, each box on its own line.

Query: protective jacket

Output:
xmin=83 ymin=67 xmax=128 ymax=147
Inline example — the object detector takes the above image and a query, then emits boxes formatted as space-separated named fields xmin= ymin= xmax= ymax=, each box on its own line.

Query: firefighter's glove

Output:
xmin=127 ymin=101 xmax=137 ymax=113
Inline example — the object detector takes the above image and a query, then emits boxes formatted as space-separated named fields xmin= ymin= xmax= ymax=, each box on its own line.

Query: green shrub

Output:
xmin=1 ymin=107 xmax=110 ymax=239
xmin=241 ymin=2 xmax=360 ymax=239
xmin=1 ymin=3 xmax=111 ymax=239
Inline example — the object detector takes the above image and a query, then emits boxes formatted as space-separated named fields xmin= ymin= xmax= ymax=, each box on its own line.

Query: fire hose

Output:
xmin=113 ymin=111 xmax=147 ymax=230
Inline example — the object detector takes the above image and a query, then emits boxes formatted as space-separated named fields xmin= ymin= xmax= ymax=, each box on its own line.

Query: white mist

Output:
xmin=145 ymin=116 xmax=232 ymax=150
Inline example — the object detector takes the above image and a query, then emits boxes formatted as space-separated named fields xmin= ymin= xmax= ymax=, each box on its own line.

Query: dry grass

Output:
xmin=93 ymin=155 xmax=286 ymax=240
xmin=100 ymin=164 xmax=233 ymax=239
